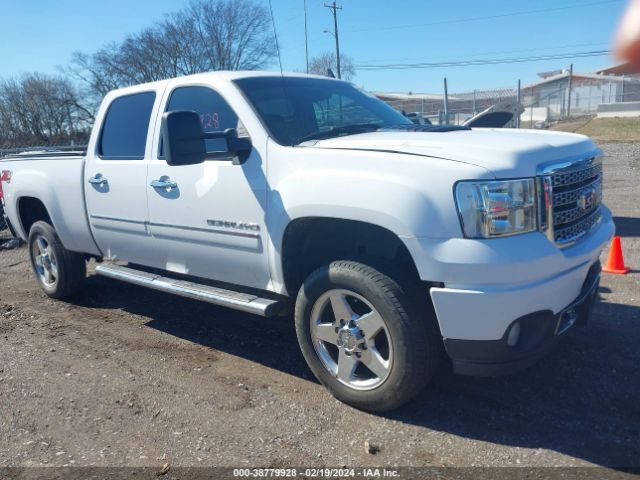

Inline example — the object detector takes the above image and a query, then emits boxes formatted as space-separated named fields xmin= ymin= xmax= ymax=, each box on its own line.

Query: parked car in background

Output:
xmin=406 ymin=111 xmax=432 ymax=125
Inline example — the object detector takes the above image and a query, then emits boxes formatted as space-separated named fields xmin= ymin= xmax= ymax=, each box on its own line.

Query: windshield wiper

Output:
xmin=296 ymin=123 xmax=381 ymax=144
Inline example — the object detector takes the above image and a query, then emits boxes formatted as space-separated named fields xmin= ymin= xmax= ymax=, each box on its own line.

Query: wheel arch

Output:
xmin=17 ymin=196 xmax=53 ymax=237
xmin=280 ymin=216 xmax=422 ymax=297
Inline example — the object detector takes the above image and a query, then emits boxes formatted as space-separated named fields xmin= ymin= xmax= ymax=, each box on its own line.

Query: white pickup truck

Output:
xmin=0 ymin=72 xmax=614 ymax=411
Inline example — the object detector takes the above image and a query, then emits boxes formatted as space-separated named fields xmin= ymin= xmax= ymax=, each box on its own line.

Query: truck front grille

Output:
xmin=542 ymin=156 xmax=603 ymax=246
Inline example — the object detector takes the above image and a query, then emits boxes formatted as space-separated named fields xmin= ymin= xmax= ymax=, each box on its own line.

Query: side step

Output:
xmin=94 ymin=264 xmax=283 ymax=317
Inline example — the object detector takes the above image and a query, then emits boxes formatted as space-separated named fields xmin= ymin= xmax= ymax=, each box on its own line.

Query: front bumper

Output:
xmin=442 ymin=261 xmax=601 ymax=376
xmin=410 ymin=206 xmax=613 ymax=340
xmin=405 ymin=205 xmax=614 ymax=376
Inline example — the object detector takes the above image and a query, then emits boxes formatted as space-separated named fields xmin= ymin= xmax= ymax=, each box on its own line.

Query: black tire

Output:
xmin=294 ymin=260 xmax=441 ymax=412
xmin=28 ymin=221 xmax=86 ymax=299
xmin=0 ymin=204 xmax=7 ymax=231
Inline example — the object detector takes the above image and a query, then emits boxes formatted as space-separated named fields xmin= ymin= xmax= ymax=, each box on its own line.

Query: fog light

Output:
xmin=557 ymin=309 xmax=578 ymax=335
xmin=507 ymin=321 xmax=521 ymax=347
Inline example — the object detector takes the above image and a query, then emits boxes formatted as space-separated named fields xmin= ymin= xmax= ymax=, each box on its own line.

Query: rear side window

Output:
xmin=99 ymin=92 xmax=156 ymax=159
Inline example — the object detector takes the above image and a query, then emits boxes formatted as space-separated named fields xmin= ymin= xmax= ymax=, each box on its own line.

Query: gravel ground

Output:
xmin=0 ymin=143 xmax=639 ymax=473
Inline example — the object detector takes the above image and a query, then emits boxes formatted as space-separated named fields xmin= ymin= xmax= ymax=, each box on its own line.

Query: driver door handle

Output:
xmin=88 ymin=174 xmax=108 ymax=185
xmin=150 ymin=179 xmax=178 ymax=189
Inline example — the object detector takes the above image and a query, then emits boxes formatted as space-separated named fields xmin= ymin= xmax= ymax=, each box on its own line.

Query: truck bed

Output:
xmin=0 ymin=153 xmax=100 ymax=255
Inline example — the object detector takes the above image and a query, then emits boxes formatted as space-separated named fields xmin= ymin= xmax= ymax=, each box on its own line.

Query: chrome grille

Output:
xmin=549 ymin=163 xmax=602 ymax=187
xmin=553 ymin=177 xmax=602 ymax=207
xmin=541 ymin=155 xmax=603 ymax=246
xmin=553 ymin=208 xmax=602 ymax=244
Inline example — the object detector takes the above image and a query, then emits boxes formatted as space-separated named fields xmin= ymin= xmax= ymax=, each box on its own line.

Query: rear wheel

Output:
xmin=28 ymin=221 xmax=86 ymax=298
xmin=295 ymin=260 xmax=440 ymax=412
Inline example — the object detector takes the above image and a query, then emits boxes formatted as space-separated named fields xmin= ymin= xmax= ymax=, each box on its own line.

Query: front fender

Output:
xmin=264 ymin=154 xmax=491 ymax=293
xmin=271 ymin=169 xmax=446 ymax=238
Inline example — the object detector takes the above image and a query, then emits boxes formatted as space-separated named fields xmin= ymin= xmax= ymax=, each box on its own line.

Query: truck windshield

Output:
xmin=234 ymin=76 xmax=411 ymax=146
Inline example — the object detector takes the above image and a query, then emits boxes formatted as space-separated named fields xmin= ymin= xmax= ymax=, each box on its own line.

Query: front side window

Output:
xmin=99 ymin=92 xmax=156 ymax=159
xmin=162 ymin=86 xmax=241 ymax=155
xmin=235 ymin=77 xmax=411 ymax=146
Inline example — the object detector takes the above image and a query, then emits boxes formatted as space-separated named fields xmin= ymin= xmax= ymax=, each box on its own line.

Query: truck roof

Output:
xmin=107 ymin=70 xmax=338 ymax=98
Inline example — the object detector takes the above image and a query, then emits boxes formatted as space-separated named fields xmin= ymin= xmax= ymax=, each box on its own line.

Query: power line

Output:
xmin=355 ymin=41 xmax=611 ymax=65
xmin=355 ymin=50 xmax=612 ymax=70
xmin=267 ymin=0 xmax=283 ymax=74
xmin=304 ymin=0 xmax=309 ymax=73
xmin=343 ymin=0 xmax=622 ymax=34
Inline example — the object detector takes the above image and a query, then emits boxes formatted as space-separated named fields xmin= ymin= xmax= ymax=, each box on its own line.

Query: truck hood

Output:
xmin=307 ymin=128 xmax=599 ymax=178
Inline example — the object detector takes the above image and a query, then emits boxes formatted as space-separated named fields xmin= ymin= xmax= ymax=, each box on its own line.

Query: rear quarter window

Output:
xmin=99 ymin=92 xmax=156 ymax=159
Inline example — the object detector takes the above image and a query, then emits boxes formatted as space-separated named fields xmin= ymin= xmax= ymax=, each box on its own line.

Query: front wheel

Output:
xmin=294 ymin=261 xmax=440 ymax=412
xmin=28 ymin=221 xmax=86 ymax=299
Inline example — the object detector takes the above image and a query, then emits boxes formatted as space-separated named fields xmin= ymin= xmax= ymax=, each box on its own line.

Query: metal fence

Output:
xmin=377 ymin=72 xmax=640 ymax=127
xmin=520 ymin=74 xmax=640 ymax=127
xmin=377 ymin=88 xmax=517 ymax=125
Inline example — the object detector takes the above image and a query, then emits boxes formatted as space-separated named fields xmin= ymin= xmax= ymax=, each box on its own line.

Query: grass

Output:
xmin=549 ymin=116 xmax=640 ymax=143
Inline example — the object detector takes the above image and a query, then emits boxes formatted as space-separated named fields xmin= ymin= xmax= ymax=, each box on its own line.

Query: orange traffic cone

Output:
xmin=602 ymin=236 xmax=630 ymax=275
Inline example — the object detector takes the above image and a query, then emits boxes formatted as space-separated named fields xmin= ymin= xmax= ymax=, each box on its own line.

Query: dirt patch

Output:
xmin=1 ymin=144 xmax=639 ymax=469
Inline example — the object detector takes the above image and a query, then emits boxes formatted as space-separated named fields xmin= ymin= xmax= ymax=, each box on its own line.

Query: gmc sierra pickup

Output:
xmin=0 ymin=72 xmax=614 ymax=411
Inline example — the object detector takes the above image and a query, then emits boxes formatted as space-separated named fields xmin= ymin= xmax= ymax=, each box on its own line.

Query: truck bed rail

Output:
xmin=0 ymin=145 xmax=87 ymax=160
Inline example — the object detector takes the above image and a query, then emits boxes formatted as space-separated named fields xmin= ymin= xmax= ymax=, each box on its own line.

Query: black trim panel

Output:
xmin=444 ymin=261 xmax=601 ymax=377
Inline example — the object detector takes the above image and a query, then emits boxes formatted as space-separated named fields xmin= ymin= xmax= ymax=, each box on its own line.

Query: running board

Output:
xmin=94 ymin=264 xmax=283 ymax=317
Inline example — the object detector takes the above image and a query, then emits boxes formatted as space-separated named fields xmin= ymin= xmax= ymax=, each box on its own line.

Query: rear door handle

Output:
xmin=150 ymin=179 xmax=178 ymax=189
xmin=88 ymin=174 xmax=108 ymax=186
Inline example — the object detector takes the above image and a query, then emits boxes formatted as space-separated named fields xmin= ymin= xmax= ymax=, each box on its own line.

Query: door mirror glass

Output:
xmin=161 ymin=110 xmax=207 ymax=166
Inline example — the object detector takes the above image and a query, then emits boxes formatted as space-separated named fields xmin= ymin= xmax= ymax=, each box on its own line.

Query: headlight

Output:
xmin=455 ymin=178 xmax=537 ymax=238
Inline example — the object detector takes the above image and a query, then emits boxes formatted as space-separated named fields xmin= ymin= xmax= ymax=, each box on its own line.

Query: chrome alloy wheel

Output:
xmin=310 ymin=289 xmax=393 ymax=390
xmin=31 ymin=234 xmax=58 ymax=287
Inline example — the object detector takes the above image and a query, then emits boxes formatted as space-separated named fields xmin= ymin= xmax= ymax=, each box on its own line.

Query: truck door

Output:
xmin=84 ymin=90 xmax=160 ymax=264
xmin=145 ymin=84 xmax=271 ymax=290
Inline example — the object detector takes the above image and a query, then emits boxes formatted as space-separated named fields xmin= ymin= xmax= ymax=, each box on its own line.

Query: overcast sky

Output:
xmin=0 ymin=0 xmax=627 ymax=93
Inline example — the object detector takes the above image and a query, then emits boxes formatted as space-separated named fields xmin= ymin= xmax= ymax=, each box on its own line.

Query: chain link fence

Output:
xmin=521 ymin=74 xmax=640 ymax=127
xmin=376 ymin=73 xmax=640 ymax=128
xmin=376 ymin=88 xmax=517 ymax=125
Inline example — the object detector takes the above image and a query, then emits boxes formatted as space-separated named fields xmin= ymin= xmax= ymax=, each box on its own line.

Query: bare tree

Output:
xmin=0 ymin=74 xmax=90 ymax=148
xmin=309 ymin=52 xmax=356 ymax=80
xmin=69 ymin=0 xmax=277 ymax=113
xmin=188 ymin=0 xmax=277 ymax=70
xmin=0 ymin=0 xmax=277 ymax=146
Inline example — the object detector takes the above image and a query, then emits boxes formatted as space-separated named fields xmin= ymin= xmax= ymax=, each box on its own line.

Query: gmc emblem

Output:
xmin=578 ymin=188 xmax=597 ymax=211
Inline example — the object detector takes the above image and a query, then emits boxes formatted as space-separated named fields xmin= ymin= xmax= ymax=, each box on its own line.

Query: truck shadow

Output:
xmin=75 ymin=276 xmax=640 ymax=468
xmin=391 ymin=298 xmax=640 ymax=469
xmin=613 ymin=216 xmax=640 ymax=237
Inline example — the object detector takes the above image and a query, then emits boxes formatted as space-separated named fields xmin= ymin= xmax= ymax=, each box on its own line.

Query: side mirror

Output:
xmin=161 ymin=111 xmax=206 ymax=166
xmin=161 ymin=110 xmax=252 ymax=166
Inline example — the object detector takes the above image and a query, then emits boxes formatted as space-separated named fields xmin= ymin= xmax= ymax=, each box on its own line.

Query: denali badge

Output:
xmin=207 ymin=219 xmax=261 ymax=232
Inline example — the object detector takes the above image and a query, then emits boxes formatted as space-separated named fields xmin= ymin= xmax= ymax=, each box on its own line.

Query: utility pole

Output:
xmin=516 ymin=79 xmax=521 ymax=128
xmin=443 ymin=77 xmax=449 ymax=125
xmin=566 ymin=63 xmax=573 ymax=118
xmin=304 ymin=0 xmax=309 ymax=73
xmin=324 ymin=1 xmax=342 ymax=79
xmin=472 ymin=89 xmax=477 ymax=116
